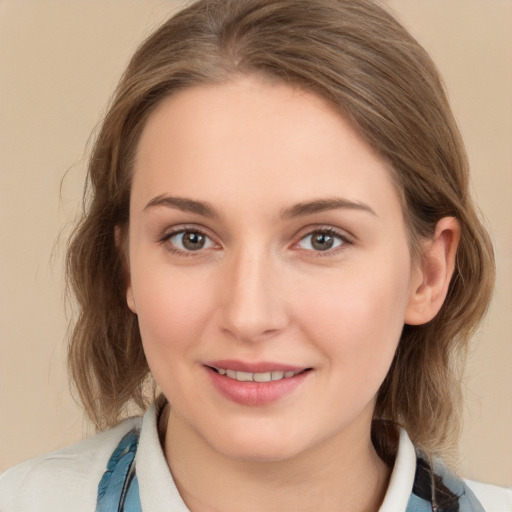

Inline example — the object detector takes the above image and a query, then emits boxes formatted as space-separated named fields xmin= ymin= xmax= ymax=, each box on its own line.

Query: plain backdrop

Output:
xmin=0 ymin=0 xmax=511 ymax=486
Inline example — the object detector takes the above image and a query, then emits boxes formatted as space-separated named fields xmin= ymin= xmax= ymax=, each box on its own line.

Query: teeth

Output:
xmin=214 ymin=368 xmax=302 ymax=382
xmin=254 ymin=372 xmax=272 ymax=383
xmin=236 ymin=371 xmax=253 ymax=382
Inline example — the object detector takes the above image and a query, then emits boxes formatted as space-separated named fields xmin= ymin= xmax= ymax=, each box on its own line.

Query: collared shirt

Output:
xmin=1 ymin=403 xmax=511 ymax=511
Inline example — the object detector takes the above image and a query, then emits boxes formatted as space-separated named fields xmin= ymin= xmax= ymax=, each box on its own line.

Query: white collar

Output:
xmin=136 ymin=403 xmax=417 ymax=512
xmin=378 ymin=428 xmax=416 ymax=511
xmin=136 ymin=403 xmax=190 ymax=511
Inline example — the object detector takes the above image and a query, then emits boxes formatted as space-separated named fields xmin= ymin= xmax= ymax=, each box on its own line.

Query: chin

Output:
xmin=216 ymin=441 xmax=300 ymax=463
xmin=205 ymin=423 xmax=312 ymax=463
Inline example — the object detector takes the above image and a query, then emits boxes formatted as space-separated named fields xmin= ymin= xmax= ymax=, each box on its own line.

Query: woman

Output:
xmin=1 ymin=0 xmax=510 ymax=510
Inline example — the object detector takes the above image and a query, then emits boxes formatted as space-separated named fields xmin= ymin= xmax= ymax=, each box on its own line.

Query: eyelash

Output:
xmin=159 ymin=226 xmax=216 ymax=257
xmin=159 ymin=226 xmax=352 ymax=257
xmin=294 ymin=227 xmax=352 ymax=257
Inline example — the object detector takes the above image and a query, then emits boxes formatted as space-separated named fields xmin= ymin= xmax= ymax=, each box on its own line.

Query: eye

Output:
xmin=296 ymin=228 xmax=346 ymax=252
xmin=165 ymin=229 xmax=216 ymax=252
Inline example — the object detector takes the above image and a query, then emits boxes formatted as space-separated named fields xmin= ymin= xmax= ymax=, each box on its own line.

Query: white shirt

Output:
xmin=1 ymin=403 xmax=511 ymax=511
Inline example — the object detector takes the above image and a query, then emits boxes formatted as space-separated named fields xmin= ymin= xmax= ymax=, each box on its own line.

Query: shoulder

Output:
xmin=0 ymin=416 xmax=142 ymax=512
xmin=465 ymin=479 xmax=512 ymax=511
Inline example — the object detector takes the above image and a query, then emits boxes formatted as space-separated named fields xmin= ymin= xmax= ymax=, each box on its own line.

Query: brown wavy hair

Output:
xmin=66 ymin=0 xmax=495 ymax=461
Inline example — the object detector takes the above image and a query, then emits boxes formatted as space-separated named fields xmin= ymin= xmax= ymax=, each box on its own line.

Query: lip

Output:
xmin=204 ymin=360 xmax=311 ymax=406
xmin=205 ymin=359 xmax=306 ymax=373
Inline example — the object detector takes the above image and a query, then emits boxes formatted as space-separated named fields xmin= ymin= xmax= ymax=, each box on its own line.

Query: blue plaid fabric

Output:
xmin=96 ymin=430 xmax=141 ymax=512
xmin=405 ymin=455 xmax=485 ymax=512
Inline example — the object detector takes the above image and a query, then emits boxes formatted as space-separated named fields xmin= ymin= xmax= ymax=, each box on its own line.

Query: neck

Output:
xmin=161 ymin=405 xmax=391 ymax=512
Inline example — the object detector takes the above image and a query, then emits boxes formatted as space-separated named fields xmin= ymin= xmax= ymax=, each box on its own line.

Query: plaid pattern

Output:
xmin=406 ymin=454 xmax=485 ymax=512
xmin=96 ymin=430 xmax=140 ymax=512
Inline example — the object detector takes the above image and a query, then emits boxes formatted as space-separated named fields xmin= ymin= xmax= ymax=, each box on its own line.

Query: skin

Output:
xmin=125 ymin=76 xmax=459 ymax=511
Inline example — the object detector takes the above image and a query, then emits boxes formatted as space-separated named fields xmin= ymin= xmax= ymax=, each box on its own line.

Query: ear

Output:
xmin=405 ymin=217 xmax=460 ymax=325
xmin=115 ymin=225 xmax=137 ymax=314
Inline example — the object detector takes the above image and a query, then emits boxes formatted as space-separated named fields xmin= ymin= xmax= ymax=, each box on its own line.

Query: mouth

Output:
xmin=206 ymin=366 xmax=310 ymax=383
xmin=203 ymin=361 xmax=312 ymax=406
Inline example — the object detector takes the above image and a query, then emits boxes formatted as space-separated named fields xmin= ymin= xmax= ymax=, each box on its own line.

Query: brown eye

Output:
xmin=297 ymin=230 xmax=345 ymax=252
xmin=311 ymin=233 xmax=335 ymax=251
xmin=169 ymin=230 xmax=214 ymax=251
xmin=182 ymin=231 xmax=205 ymax=250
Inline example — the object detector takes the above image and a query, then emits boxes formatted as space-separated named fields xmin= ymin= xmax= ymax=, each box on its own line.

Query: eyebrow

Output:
xmin=143 ymin=195 xmax=219 ymax=217
xmin=280 ymin=198 xmax=377 ymax=219
xmin=143 ymin=195 xmax=376 ymax=219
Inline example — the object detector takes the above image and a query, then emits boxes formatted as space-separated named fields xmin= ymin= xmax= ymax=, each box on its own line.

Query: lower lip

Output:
xmin=205 ymin=367 xmax=310 ymax=406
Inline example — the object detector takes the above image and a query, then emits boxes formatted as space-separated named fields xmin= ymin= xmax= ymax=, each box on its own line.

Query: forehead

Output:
xmin=131 ymin=77 xmax=402 ymax=222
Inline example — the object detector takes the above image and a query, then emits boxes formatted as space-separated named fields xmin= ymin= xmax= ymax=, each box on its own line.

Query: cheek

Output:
xmin=295 ymin=261 xmax=410 ymax=379
xmin=131 ymin=265 xmax=216 ymax=363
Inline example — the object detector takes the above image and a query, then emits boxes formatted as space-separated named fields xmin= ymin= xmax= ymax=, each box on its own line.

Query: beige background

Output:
xmin=0 ymin=0 xmax=511 ymax=486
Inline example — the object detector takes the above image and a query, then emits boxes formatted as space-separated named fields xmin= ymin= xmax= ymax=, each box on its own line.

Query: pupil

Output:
xmin=183 ymin=232 xmax=204 ymax=250
xmin=312 ymin=233 xmax=333 ymax=251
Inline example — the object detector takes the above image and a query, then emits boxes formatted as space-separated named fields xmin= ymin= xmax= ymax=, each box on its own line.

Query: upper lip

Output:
xmin=204 ymin=359 xmax=308 ymax=373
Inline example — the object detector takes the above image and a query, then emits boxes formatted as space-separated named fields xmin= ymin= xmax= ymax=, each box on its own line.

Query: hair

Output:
xmin=66 ymin=0 xmax=495 ymax=462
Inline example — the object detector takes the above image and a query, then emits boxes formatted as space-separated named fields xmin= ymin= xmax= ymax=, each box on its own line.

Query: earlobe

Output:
xmin=115 ymin=225 xmax=137 ymax=314
xmin=405 ymin=217 xmax=460 ymax=326
xmin=126 ymin=285 xmax=137 ymax=314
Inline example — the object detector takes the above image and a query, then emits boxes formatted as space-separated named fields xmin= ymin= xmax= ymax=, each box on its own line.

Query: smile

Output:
xmin=204 ymin=362 xmax=312 ymax=406
xmin=210 ymin=367 xmax=303 ymax=382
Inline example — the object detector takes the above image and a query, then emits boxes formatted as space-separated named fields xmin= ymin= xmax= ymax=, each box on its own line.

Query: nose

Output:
xmin=217 ymin=247 xmax=289 ymax=343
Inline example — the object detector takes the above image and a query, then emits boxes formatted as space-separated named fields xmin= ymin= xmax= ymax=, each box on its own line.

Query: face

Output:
xmin=126 ymin=77 xmax=421 ymax=462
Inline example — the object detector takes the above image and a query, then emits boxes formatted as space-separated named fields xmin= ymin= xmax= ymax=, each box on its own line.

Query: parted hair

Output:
xmin=67 ymin=0 xmax=495 ymax=461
